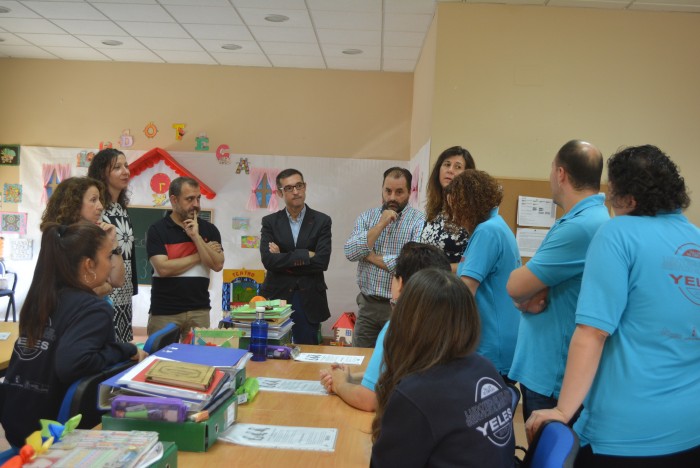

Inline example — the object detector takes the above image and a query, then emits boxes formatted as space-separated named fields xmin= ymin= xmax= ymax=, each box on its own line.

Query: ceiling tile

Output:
xmin=17 ymin=33 xmax=88 ymax=47
xmin=92 ymin=3 xmax=174 ymax=23
xmin=0 ymin=32 xmax=31 ymax=45
xmin=137 ymin=37 xmax=203 ymax=51
xmin=268 ymin=54 xmax=326 ymax=68
xmin=43 ymin=46 xmax=111 ymax=60
xmin=322 ymin=43 xmax=381 ymax=59
xmin=198 ymin=38 xmax=262 ymax=54
xmin=182 ymin=24 xmax=253 ymax=41
xmin=52 ymin=19 xmax=128 ymax=36
xmin=382 ymin=58 xmax=416 ymax=72
xmin=311 ymin=11 xmax=381 ymax=30
xmin=384 ymin=30 xmax=426 ymax=47
xmin=259 ymin=41 xmax=321 ymax=56
xmin=21 ymin=1 xmax=107 ymax=20
xmin=0 ymin=1 xmax=41 ymax=18
xmin=164 ymin=5 xmax=243 ymax=25
xmin=97 ymin=47 xmax=164 ymax=62
xmin=325 ymin=56 xmax=380 ymax=71
xmin=89 ymin=0 xmax=159 ymax=3
xmin=0 ymin=44 xmax=57 ymax=58
xmin=384 ymin=13 xmax=433 ymax=32
xmin=383 ymin=46 xmax=421 ymax=61
xmin=211 ymin=52 xmax=271 ymax=67
xmin=236 ymin=8 xmax=312 ymax=28
xmin=119 ymin=21 xmax=190 ymax=38
xmin=159 ymin=0 xmax=231 ymax=5
xmin=249 ymin=25 xmax=316 ymax=43
xmin=77 ymin=35 xmax=146 ymax=49
xmin=307 ymin=0 xmax=381 ymax=12
xmin=154 ymin=50 xmax=216 ymax=64
xmin=385 ymin=0 xmax=437 ymax=14
xmin=316 ymin=28 xmax=380 ymax=46
xmin=232 ymin=0 xmax=307 ymax=9
xmin=0 ymin=18 xmax=65 ymax=34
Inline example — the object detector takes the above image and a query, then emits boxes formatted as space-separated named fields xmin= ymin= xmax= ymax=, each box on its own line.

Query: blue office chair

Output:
xmin=507 ymin=383 xmax=521 ymax=413
xmin=521 ymin=420 xmax=579 ymax=468
xmin=57 ymin=360 xmax=135 ymax=429
xmin=143 ymin=322 xmax=180 ymax=354
xmin=0 ymin=261 xmax=18 ymax=322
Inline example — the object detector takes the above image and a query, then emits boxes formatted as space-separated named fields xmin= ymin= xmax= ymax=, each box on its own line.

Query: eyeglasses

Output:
xmin=279 ymin=182 xmax=306 ymax=193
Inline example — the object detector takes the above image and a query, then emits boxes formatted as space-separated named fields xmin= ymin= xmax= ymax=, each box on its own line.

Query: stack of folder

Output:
xmin=226 ymin=299 xmax=294 ymax=347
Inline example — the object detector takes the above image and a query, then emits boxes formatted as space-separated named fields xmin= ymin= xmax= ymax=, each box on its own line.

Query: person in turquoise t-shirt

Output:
xmin=319 ymin=242 xmax=450 ymax=411
xmin=527 ymin=145 xmax=700 ymax=466
xmin=507 ymin=140 xmax=610 ymax=421
xmin=445 ymin=170 xmax=521 ymax=376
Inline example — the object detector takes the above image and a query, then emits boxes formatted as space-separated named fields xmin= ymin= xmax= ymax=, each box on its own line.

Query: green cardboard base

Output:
xmin=149 ymin=441 xmax=178 ymax=467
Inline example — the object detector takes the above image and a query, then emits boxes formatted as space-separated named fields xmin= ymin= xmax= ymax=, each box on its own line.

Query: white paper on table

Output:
xmin=257 ymin=377 xmax=328 ymax=396
xmin=294 ymin=353 xmax=364 ymax=365
xmin=517 ymin=196 xmax=556 ymax=228
xmin=516 ymin=228 xmax=548 ymax=257
xmin=0 ymin=332 xmax=10 ymax=340
xmin=219 ymin=424 xmax=337 ymax=452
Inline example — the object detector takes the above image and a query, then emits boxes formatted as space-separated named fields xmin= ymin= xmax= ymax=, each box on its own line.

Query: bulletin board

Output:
xmin=129 ymin=206 xmax=213 ymax=285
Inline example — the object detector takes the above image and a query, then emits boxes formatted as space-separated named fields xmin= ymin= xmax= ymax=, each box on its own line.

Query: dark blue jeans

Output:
xmin=290 ymin=291 xmax=320 ymax=345
xmin=520 ymin=383 xmax=558 ymax=422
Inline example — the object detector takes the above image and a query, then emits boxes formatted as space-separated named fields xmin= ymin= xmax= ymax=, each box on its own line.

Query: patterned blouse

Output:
xmin=421 ymin=212 xmax=470 ymax=264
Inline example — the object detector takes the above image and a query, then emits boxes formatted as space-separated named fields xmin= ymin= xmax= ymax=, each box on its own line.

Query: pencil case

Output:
xmin=111 ymin=395 xmax=187 ymax=423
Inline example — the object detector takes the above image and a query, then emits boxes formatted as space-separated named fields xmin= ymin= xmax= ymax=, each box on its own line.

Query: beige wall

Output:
xmin=411 ymin=10 xmax=438 ymax=158
xmin=0 ymin=59 xmax=412 ymax=159
xmin=430 ymin=4 xmax=700 ymax=223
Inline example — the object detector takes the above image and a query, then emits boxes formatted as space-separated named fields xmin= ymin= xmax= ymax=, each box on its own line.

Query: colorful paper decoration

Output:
xmin=172 ymin=123 xmax=186 ymax=140
xmin=143 ymin=122 xmax=158 ymax=139
xmin=76 ymin=150 xmax=95 ymax=168
xmin=150 ymin=173 xmax=171 ymax=206
xmin=241 ymin=236 xmax=260 ymax=249
xmin=195 ymin=133 xmax=209 ymax=151
xmin=235 ymin=157 xmax=250 ymax=174
xmin=232 ymin=217 xmax=250 ymax=230
xmin=3 ymin=184 xmax=22 ymax=203
xmin=99 ymin=141 xmax=112 ymax=150
xmin=10 ymin=238 xmax=33 ymax=260
xmin=0 ymin=145 xmax=20 ymax=166
xmin=42 ymin=163 xmax=71 ymax=203
xmin=120 ymin=129 xmax=134 ymax=148
xmin=0 ymin=212 xmax=27 ymax=235
xmin=216 ymin=144 xmax=231 ymax=164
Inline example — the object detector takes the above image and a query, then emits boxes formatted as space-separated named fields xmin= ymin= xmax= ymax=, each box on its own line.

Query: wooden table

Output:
xmin=0 ymin=321 xmax=18 ymax=371
xmin=179 ymin=345 xmax=374 ymax=467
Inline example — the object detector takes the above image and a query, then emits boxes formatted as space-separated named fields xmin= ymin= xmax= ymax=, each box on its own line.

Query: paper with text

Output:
xmin=295 ymin=353 xmax=364 ymax=365
xmin=220 ymin=424 xmax=337 ymax=452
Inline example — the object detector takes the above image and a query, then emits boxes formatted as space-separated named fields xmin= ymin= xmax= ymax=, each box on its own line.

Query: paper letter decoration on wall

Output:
xmin=172 ymin=123 xmax=186 ymax=141
xmin=216 ymin=145 xmax=231 ymax=164
xmin=144 ymin=122 xmax=158 ymax=138
xmin=195 ymin=133 xmax=209 ymax=151
xmin=3 ymin=184 xmax=22 ymax=203
xmin=99 ymin=141 xmax=113 ymax=151
xmin=236 ymin=157 xmax=250 ymax=174
xmin=120 ymin=129 xmax=134 ymax=148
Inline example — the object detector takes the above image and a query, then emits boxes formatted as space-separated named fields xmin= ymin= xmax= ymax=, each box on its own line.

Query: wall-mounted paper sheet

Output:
xmin=517 ymin=196 xmax=556 ymax=227
xmin=516 ymin=228 xmax=549 ymax=257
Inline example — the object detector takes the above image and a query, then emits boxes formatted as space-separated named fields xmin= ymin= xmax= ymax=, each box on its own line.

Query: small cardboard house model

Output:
xmin=331 ymin=312 xmax=356 ymax=347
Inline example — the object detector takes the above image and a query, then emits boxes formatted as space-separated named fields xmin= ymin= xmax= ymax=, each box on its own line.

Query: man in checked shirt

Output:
xmin=345 ymin=167 xmax=425 ymax=348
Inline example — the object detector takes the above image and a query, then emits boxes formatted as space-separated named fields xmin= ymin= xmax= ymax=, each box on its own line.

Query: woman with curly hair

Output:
xmin=527 ymin=145 xmax=700 ymax=466
xmin=40 ymin=176 xmax=125 ymax=299
xmin=88 ymin=148 xmax=136 ymax=343
xmin=420 ymin=146 xmax=475 ymax=271
xmin=445 ymin=169 xmax=520 ymax=378
xmin=371 ymin=269 xmax=515 ymax=467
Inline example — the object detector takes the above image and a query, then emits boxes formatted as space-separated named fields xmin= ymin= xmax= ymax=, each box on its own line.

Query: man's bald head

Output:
xmin=555 ymin=140 xmax=603 ymax=192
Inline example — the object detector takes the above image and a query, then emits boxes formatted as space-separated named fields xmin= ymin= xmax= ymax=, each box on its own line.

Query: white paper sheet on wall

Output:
xmin=517 ymin=196 xmax=556 ymax=227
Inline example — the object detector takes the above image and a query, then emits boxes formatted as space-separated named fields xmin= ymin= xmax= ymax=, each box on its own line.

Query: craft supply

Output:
xmin=111 ymin=396 xmax=187 ymax=423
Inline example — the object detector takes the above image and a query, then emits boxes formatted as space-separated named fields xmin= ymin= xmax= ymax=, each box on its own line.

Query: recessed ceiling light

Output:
xmin=264 ymin=14 xmax=289 ymax=23
xmin=0 ymin=38 xmax=5 ymax=43
xmin=342 ymin=49 xmax=363 ymax=55
xmin=0 ymin=6 xmax=11 ymax=14
xmin=221 ymin=44 xmax=242 ymax=51
xmin=101 ymin=40 xmax=123 ymax=46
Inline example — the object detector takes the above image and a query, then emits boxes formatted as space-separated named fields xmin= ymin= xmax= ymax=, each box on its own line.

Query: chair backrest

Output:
xmin=57 ymin=360 xmax=135 ymax=428
xmin=143 ymin=322 xmax=181 ymax=354
xmin=0 ymin=261 xmax=17 ymax=291
xmin=507 ymin=383 xmax=521 ymax=413
xmin=523 ymin=420 xmax=579 ymax=468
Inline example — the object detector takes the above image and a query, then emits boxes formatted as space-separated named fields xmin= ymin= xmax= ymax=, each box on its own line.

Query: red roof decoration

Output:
xmin=332 ymin=312 xmax=356 ymax=329
xmin=129 ymin=147 xmax=216 ymax=199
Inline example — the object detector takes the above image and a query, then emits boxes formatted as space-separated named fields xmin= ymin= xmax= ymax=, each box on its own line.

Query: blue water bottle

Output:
xmin=250 ymin=306 xmax=268 ymax=362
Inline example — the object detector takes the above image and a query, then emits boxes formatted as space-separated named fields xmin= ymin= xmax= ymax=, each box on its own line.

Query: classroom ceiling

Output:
xmin=0 ymin=0 xmax=698 ymax=72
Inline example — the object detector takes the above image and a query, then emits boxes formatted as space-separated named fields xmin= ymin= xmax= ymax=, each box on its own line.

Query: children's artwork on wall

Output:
xmin=99 ymin=141 xmax=112 ymax=150
xmin=222 ymin=269 xmax=266 ymax=308
xmin=241 ymin=235 xmax=260 ymax=249
xmin=10 ymin=238 xmax=33 ymax=261
xmin=41 ymin=163 xmax=71 ymax=204
xmin=247 ymin=168 xmax=280 ymax=211
xmin=172 ymin=123 xmax=186 ymax=141
xmin=143 ymin=122 xmax=158 ymax=138
xmin=235 ymin=157 xmax=250 ymax=174
xmin=0 ymin=212 xmax=28 ymax=235
xmin=120 ymin=129 xmax=134 ymax=148
xmin=76 ymin=150 xmax=95 ymax=168
xmin=195 ymin=133 xmax=209 ymax=151
xmin=216 ymin=145 xmax=231 ymax=164
xmin=0 ymin=145 xmax=20 ymax=166
xmin=3 ymin=184 xmax=22 ymax=203
xmin=232 ymin=217 xmax=250 ymax=230
xmin=150 ymin=173 xmax=171 ymax=206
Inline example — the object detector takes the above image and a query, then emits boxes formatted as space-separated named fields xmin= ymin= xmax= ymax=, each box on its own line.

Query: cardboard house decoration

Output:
xmin=331 ymin=312 xmax=356 ymax=347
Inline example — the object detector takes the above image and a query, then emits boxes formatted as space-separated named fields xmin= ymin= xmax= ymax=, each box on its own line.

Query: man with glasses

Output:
xmin=345 ymin=167 xmax=425 ymax=348
xmin=259 ymin=168 xmax=332 ymax=344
